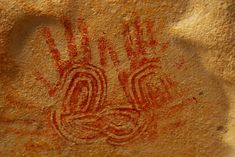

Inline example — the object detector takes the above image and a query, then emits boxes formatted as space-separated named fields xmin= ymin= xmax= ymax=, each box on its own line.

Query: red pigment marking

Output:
xmin=146 ymin=19 xmax=158 ymax=47
xmin=41 ymin=27 xmax=61 ymax=69
xmin=129 ymin=63 xmax=160 ymax=109
xmin=123 ymin=22 xmax=135 ymax=60
xmin=146 ymin=76 xmax=178 ymax=108
xmin=134 ymin=16 xmax=146 ymax=55
xmin=103 ymin=107 xmax=152 ymax=146
xmin=34 ymin=16 xmax=197 ymax=146
xmin=36 ymin=17 xmax=108 ymax=145
xmin=78 ymin=18 xmax=92 ymax=63
xmin=61 ymin=16 xmax=78 ymax=58
xmin=98 ymin=36 xmax=120 ymax=67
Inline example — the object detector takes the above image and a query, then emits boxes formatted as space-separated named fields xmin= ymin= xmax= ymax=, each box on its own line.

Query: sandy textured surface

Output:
xmin=0 ymin=0 xmax=234 ymax=157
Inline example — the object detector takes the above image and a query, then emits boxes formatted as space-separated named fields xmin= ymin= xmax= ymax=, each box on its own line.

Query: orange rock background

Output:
xmin=0 ymin=0 xmax=234 ymax=157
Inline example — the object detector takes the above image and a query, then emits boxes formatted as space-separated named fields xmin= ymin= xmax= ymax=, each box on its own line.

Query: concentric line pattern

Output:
xmin=103 ymin=107 xmax=153 ymax=146
xmin=59 ymin=63 xmax=107 ymax=114
xmin=49 ymin=62 xmax=156 ymax=145
xmin=127 ymin=62 xmax=161 ymax=110
xmin=36 ymin=16 xmax=191 ymax=146
xmin=42 ymin=53 xmax=187 ymax=146
xmin=50 ymin=63 xmax=108 ymax=144
xmin=51 ymin=110 xmax=104 ymax=144
xmin=97 ymin=62 xmax=160 ymax=145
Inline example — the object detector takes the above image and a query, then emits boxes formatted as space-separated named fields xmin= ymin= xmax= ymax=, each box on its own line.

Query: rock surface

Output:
xmin=0 ymin=0 xmax=234 ymax=157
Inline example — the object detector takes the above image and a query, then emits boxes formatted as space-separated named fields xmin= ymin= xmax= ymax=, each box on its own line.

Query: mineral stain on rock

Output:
xmin=0 ymin=0 xmax=234 ymax=157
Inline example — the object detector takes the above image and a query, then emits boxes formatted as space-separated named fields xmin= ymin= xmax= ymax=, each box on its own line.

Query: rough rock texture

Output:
xmin=0 ymin=0 xmax=234 ymax=157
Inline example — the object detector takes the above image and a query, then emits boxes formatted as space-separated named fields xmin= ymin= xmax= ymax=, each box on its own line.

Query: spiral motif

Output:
xmin=60 ymin=63 xmax=107 ymax=113
xmin=127 ymin=62 xmax=161 ymax=110
xmin=100 ymin=62 xmax=159 ymax=145
xmin=49 ymin=61 xmax=163 ymax=145
xmin=50 ymin=63 xmax=107 ymax=144
xmin=103 ymin=107 xmax=152 ymax=146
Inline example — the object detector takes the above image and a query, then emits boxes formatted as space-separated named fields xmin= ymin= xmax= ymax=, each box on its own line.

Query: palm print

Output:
xmin=35 ymin=16 xmax=197 ymax=146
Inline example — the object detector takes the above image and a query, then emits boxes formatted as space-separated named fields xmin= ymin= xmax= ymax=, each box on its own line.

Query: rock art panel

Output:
xmin=34 ymin=16 xmax=197 ymax=146
xmin=0 ymin=0 xmax=233 ymax=157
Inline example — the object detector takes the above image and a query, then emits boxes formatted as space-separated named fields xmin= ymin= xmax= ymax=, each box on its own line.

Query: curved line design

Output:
xmin=50 ymin=63 xmax=107 ymax=144
xmin=49 ymin=61 xmax=170 ymax=146
xmin=60 ymin=63 xmax=107 ymax=113
xmin=128 ymin=62 xmax=161 ymax=110
xmin=103 ymin=107 xmax=153 ymax=146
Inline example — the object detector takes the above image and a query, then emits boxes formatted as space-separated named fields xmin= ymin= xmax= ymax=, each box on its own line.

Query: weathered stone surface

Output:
xmin=0 ymin=0 xmax=234 ymax=157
